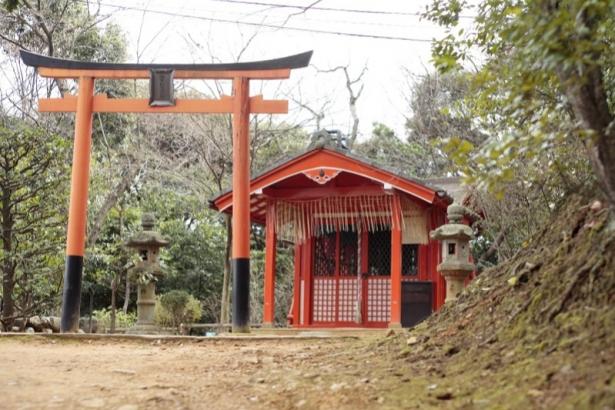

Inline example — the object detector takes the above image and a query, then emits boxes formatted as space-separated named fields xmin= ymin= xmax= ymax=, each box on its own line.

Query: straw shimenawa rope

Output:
xmin=274 ymin=195 xmax=428 ymax=244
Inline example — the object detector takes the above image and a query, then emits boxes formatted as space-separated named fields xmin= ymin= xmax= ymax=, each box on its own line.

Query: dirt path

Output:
xmin=0 ymin=335 xmax=390 ymax=410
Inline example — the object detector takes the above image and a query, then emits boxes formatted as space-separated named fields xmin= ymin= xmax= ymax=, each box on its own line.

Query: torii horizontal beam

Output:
xmin=39 ymin=94 xmax=287 ymax=114
xmin=20 ymin=49 xmax=312 ymax=79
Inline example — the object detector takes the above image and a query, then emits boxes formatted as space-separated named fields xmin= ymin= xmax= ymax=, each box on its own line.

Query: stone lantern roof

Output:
xmin=430 ymin=203 xmax=474 ymax=241
xmin=125 ymin=213 xmax=170 ymax=248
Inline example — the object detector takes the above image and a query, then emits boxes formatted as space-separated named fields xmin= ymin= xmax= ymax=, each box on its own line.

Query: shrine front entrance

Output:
xmin=309 ymin=226 xmax=421 ymax=328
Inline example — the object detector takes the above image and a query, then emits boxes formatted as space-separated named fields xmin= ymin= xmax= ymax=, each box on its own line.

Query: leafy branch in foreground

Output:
xmin=424 ymin=0 xmax=610 ymax=210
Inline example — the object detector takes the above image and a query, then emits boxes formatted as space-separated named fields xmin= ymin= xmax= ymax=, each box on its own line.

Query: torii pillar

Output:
xmin=20 ymin=49 xmax=312 ymax=333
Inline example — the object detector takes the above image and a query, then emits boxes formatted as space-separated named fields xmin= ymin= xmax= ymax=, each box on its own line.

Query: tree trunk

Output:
xmin=220 ymin=214 xmax=232 ymax=325
xmin=1 ymin=265 xmax=14 ymax=331
xmin=86 ymin=168 xmax=136 ymax=249
xmin=342 ymin=65 xmax=365 ymax=150
xmin=1 ymin=187 xmax=14 ymax=330
xmin=558 ymin=66 xmax=615 ymax=212
xmin=123 ymin=271 xmax=131 ymax=314
xmin=477 ymin=229 xmax=506 ymax=273
xmin=348 ymin=96 xmax=360 ymax=150
xmin=118 ymin=205 xmax=131 ymax=314
xmin=110 ymin=283 xmax=117 ymax=334
xmin=548 ymin=0 xmax=615 ymax=213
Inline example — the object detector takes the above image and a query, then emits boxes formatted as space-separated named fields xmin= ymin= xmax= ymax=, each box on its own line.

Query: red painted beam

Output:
xmin=263 ymin=185 xmax=386 ymax=199
xmin=39 ymin=94 xmax=287 ymax=114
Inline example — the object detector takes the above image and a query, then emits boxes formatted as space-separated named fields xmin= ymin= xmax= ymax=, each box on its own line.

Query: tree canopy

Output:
xmin=425 ymin=0 xmax=615 ymax=212
xmin=0 ymin=119 xmax=71 ymax=329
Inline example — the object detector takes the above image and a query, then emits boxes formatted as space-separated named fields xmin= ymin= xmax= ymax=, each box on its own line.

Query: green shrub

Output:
xmin=92 ymin=307 xmax=136 ymax=328
xmin=155 ymin=290 xmax=202 ymax=334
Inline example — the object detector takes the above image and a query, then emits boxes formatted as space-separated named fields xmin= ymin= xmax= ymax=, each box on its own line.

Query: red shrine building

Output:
xmin=210 ymin=132 xmax=470 ymax=329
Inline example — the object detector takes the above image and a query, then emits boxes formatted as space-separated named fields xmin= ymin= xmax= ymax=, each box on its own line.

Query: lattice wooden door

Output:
xmin=312 ymin=229 xmax=361 ymax=325
xmin=365 ymin=229 xmax=392 ymax=325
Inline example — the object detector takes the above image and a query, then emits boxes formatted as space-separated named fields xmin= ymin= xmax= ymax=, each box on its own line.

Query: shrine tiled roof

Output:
xmin=210 ymin=141 xmax=460 ymax=205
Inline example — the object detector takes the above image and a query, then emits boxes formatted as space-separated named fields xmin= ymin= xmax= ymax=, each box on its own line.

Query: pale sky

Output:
xmin=98 ymin=0 xmax=475 ymax=140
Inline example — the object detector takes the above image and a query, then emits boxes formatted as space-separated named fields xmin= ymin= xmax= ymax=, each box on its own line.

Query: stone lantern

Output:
xmin=125 ymin=213 xmax=170 ymax=334
xmin=430 ymin=203 xmax=475 ymax=302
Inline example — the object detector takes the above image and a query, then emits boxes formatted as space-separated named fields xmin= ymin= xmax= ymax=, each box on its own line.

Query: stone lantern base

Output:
xmin=125 ymin=281 xmax=170 ymax=335
xmin=438 ymin=267 xmax=473 ymax=303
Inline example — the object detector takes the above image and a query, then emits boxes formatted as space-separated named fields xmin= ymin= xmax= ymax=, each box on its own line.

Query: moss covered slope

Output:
xmin=374 ymin=186 xmax=615 ymax=409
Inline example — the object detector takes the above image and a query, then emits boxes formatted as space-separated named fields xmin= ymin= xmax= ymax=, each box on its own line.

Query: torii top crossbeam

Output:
xmin=21 ymin=50 xmax=312 ymax=113
xmin=21 ymin=49 xmax=312 ymax=75
xmin=21 ymin=49 xmax=312 ymax=334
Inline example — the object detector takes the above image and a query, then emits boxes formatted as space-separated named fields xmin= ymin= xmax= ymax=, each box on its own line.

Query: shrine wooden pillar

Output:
xmin=292 ymin=242 xmax=302 ymax=325
xmin=434 ymin=208 xmax=447 ymax=310
xmin=389 ymin=193 xmax=402 ymax=328
xmin=262 ymin=198 xmax=277 ymax=328
xmin=62 ymin=76 xmax=94 ymax=332
xmin=301 ymin=230 xmax=313 ymax=326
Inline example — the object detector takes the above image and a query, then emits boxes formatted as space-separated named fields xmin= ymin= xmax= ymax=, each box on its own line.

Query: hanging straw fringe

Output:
xmin=401 ymin=197 xmax=428 ymax=244
xmin=275 ymin=195 xmax=428 ymax=244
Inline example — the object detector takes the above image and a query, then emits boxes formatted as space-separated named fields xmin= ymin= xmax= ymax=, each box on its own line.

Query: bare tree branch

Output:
xmin=317 ymin=63 xmax=367 ymax=149
xmin=280 ymin=0 xmax=323 ymax=26
xmin=86 ymin=166 xmax=138 ymax=249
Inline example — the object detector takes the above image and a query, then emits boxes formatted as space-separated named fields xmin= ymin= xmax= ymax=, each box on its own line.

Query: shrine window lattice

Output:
xmin=339 ymin=230 xmax=358 ymax=277
xmin=314 ymin=231 xmax=336 ymax=277
xmin=315 ymin=227 xmax=419 ymax=278
xmin=368 ymin=229 xmax=391 ymax=276
xmin=402 ymin=244 xmax=419 ymax=276
xmin=368 ymin=229 xmax=419 ymax=276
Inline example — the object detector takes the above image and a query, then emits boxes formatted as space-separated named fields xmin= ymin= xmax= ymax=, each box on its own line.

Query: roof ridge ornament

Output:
xmin=309 ymin=129 xmax=347 ymax=150
xmin=302 ymin=168 xmax=341 ymax=184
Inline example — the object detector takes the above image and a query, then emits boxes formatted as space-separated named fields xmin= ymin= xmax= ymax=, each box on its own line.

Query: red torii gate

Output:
xmin=20 ymin=49 xmax=312 ymax=333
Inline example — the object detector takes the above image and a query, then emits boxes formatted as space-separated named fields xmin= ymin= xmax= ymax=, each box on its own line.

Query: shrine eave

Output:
xmin=209 ymin=144 xmax=455 ymax=223
xmin=19 ymin=49 xmax=313 ymax=72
